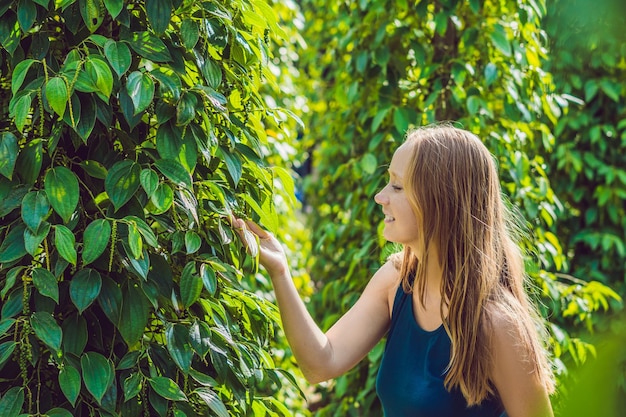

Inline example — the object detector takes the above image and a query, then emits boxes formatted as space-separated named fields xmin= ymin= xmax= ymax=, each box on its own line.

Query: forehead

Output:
xmin=389 ymin=142 xmax=413 ymax=177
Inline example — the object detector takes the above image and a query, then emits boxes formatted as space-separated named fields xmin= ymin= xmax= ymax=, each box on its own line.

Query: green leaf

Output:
xmin=103 ymin=0 xmax=123 ymax=18
xmin=490 ymin=24 xmax=511 ymax=56
xmin=360 ymin=153 xmax=377 ymax=175
xmin=127 ymin=222 xmax=142 ymax=259
xmin=185 ymin=231 xmax=201 ymax=254
xmin=126 ymin=71 xmax=155 ymax=115
xmin=0 ymin=386 xmax=24 ymax=417
xmin=44 ymin=166 xmax=79 ymax=223
xmin=61 ymin=314 xmax=87 ymax=355
xmin=79 ymin=0 xmax=104 ymax=32
xmin=55 ymin=225 xmax=77 ymax=266
xmin=140 ymin=169 xmax=159 ymax=195
xmin=86 ymin=56 xmax=114 ymax=100
xmin=105 ymin=160 xmax=141 ymax=211
xmin=97 ymin=276 xmax=122 ymax=325
xmin=104 ymin=40 xmax=131 ymax=77
xmin=151 ymin=68 xmax=182 ymax=100
xmin=124 ymin=372 xmax=143 ymax=402
xmin=118 ymin=284 xmax=150 ymax=347
xmin=189 ymin=320 xmax=211 ymax=357
xmin=70 ymin=268 xmax=102 ymax=314
xmin=180 ymin=19 xmax=199 ymax=49
xmin=31 ymin=311 xmax=62 ymax=352
xmin=0 ymin=318 xmax=15 ymax=338
xmin=202 ymin=58 xmax=222 ymax=89
xmin=176 ymin=91 xmax=197 ymax=125
xmin=194 ymin=387 xmax=228 ymax=417
xmin=128 ymin=31 xmax=172 ymax=62
xmin=13 ymin=94 xmax=32 ymax=133
xmin=154 ymin=159 xmax=192 ymax=188
xmin=79 ymin=160 xmax=108 ymax=179
xmin=149 ymin=183 xmax=173 ymax=214
xmin=0 ymin=11 xmax=21 ymax=56
xmin=149 ymin=376 xmax=187 ymax=401
xmin=124 ymin=216 xmax=158 ymax=247
xmin=200 ymin=263 xmax=216 ymax=295
xmin=0 ymin=341 xmax=16 ymax=370
xmin=0 ymin=132 xmax=18 ymax=180
xmin=59 ymin=365 xmax=81 ymax=407
xmin=217 ymin=147 xmax=242 ymax=186
xmin=145 ymin=0 xmax=171 ymax=35
xmin=11 ymin=59 xmax=37 ymax=94
xmin=32 ymin=267 xmax=59 ymax=303
xmin=165 ymin=323 xmax=193 ymax=373
xmin=180 ymin=261 xmax=201 ymax=308
xmin=484 ymin=62 xmax=497 ymax=86
xmin=82 ymin=219 xmax=111 ymax=265
xmin=45 ymin=77 xmax=69 ymax=117
xmin=0 ymin=223 xmax=27 ymax=263
xmin=81 ymin=351 xmax=113 ymax=405
xmin=24 ymin=223 xmax=51 ymax=256
xmin=21 ymin=191 xmax=50 ymax=234
xmin=15 ymin=139 xmax=43 ymax=185
xmin=467 ymin=95 xmax=480 ymax=115
xmin=45 ymin=408 xmax=74 ymax=417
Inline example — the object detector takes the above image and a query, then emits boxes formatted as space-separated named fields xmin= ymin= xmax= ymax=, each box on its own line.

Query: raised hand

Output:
xmin=232 ymin=218 xmax=290 ymax=278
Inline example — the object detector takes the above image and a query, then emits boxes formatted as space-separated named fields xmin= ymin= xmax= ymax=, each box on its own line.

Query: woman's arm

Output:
xmin=235 ymin=219 xmax=398 ymax=383
xmin=490 ymin=315 xmax=554 ymax=417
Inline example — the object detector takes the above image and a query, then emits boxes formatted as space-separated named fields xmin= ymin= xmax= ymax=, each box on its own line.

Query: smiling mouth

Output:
xmin=384 ymin=215 xmax=395 ymax=222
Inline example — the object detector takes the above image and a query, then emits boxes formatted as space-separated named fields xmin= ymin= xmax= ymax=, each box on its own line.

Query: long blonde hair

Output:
xmin=396 ymin=125 xmax=555 ymax=405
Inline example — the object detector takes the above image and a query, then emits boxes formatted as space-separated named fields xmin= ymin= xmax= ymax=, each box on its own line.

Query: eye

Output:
xmin=391 ymin=184 xmax=403 ymax=191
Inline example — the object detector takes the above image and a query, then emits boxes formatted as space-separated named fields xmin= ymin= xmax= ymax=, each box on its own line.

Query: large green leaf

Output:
xmin=124 ymin=216 xmax=158 ymax=247
xmin=86 ymin=55 xmax=114 ymax=100
xmin=21 ymin=190 xmax=50 ymax=234
xmin=104 ymin=40 xmax=131 ymax=77
xmin=0 ymin=386 xmax=24 ymax=417
xmin=189 ymin=320 xmax=211 ymax=358
xmin=70 ymin=268 xmax=102 ymax=314
xmin=32 ymin=267 xmax=59 ymax=303
xmin=145 ymin=0 xmax=171 ymax=34
xmin=11 ymin=59 xmax=37 ymax=94
xmin=15 ymin=139 xmax=43 ymax=185
xmin=31 ymin=311 xmax=62 ymax=353
xmin=97 ymin=276 xmax=122 ymax=325
xmin=126 ymin=71 xmax=155 ymax=115
xmin=490 ymin=24 xmax=511 ymax=57
xmin=154 ymin=159 xmax=192 ymax=188
xmin=44 ymin=166 xmax=79 ymax=224
xmin=123 ymin=372 xmax=143 ymax=402
xmin=149 ymin=376 xmax=187 ymax=401
xmin=180 ymin=19 xmax=199 ymax=49
xmin=81 ymin=351 xmax=114 ymax=405
xmin=0 ymin=132 xmax=18 ymax=180
xmin=79 ymin=0 xmax=104 ymax=32
xmin=165 ymin=323 xmax=193 ymax=373
xmin=103 ymin=0 xmax=123 ymax=18
xmin=46 ymin=408 xmax=74 ymax=417
xmin=128 ymin=31 xmax=172 ymax=62
xmin=59 ymin=364 xmax=81 ymax=407
xmin=0 ymin=223 xmax=27 ymax=263
xmin=140 ymin=169 xmax=159 ymax=195
xmin=149 ymin=183 xmax=174 ymax=214
xmin=24 ymin=222 xmax=51 ymax=256
xmin=0 ymin=11 xmax=21 ymax=56
xmin=45 ymin=77 xmax=69 ymax=117
xmin=118 ymin=284 xmax=150 ymax=347
xmin=61 ymin=313 xmax=87 ymax=355
xmin=104 ymin=160 xmax=141 ymax=211
xmin=82 ymin=219 xmax=111 ymax=265
xmin=194 ymin=387 xmax=228 ymax=417
xmin=179 ymin=261 xmax=201 ymax=308
xmin=54 ymin=225 xmax=77 ymax=266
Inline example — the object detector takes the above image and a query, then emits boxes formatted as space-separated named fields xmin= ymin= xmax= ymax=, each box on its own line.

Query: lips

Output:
xmin=383 ymin=214 xmax=395 ymax=222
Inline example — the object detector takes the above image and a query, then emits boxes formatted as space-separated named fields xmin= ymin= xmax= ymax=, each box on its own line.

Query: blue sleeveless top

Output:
xmin=376 ymin=284 xmax=507 ymax=417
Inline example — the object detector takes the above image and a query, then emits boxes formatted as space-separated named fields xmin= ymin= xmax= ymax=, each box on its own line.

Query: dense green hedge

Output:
xmin=0 ymin=0 xmax=304 ymax=416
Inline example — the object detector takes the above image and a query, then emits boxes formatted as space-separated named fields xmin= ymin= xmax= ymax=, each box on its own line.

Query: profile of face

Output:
xmin=374 ymin=141 xmax=421 ymax=251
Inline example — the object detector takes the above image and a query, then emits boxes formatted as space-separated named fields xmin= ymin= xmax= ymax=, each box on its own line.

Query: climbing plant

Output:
xmin=0 ymin=0 xmax=303 ymax=416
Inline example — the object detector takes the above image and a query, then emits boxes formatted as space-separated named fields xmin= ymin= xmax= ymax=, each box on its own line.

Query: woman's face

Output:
xmin=374 ymin=142 xmax=422 ymax=252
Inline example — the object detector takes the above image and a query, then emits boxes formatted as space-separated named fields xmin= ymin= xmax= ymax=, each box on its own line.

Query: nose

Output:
xmin=375 ymin=186 xmax=388 ymax=205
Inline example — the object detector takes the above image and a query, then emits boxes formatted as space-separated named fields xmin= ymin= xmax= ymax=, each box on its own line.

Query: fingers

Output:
xmin=244 ymin=220 xmax=272 ymax=240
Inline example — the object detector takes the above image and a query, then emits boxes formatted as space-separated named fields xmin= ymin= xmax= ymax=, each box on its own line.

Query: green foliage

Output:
xmin=294 ymin=0 xmax=621 ymax=414
xmin=0 ymin=0 xmax=304 ymax=416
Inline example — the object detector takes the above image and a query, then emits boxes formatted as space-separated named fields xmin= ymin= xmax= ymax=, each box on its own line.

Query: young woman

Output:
xmin=234 ymin=125 xmax=555 ymax=417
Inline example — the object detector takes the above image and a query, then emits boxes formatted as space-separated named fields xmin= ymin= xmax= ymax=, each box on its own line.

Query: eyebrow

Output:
xmin=387 ymin=169 xmax=403 ymax=180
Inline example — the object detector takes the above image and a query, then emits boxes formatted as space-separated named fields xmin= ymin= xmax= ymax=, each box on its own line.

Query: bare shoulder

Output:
xmin=366 ymin=260 xmax=402 ymax=317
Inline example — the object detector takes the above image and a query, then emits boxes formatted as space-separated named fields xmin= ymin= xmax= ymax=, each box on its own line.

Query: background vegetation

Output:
xmin=0 ymin=0 xmax=624 ymax=416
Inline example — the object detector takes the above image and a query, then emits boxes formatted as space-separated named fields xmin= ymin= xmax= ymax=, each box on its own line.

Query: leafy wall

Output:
xmin=0 ymin=0 xmax=304 ymax=416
